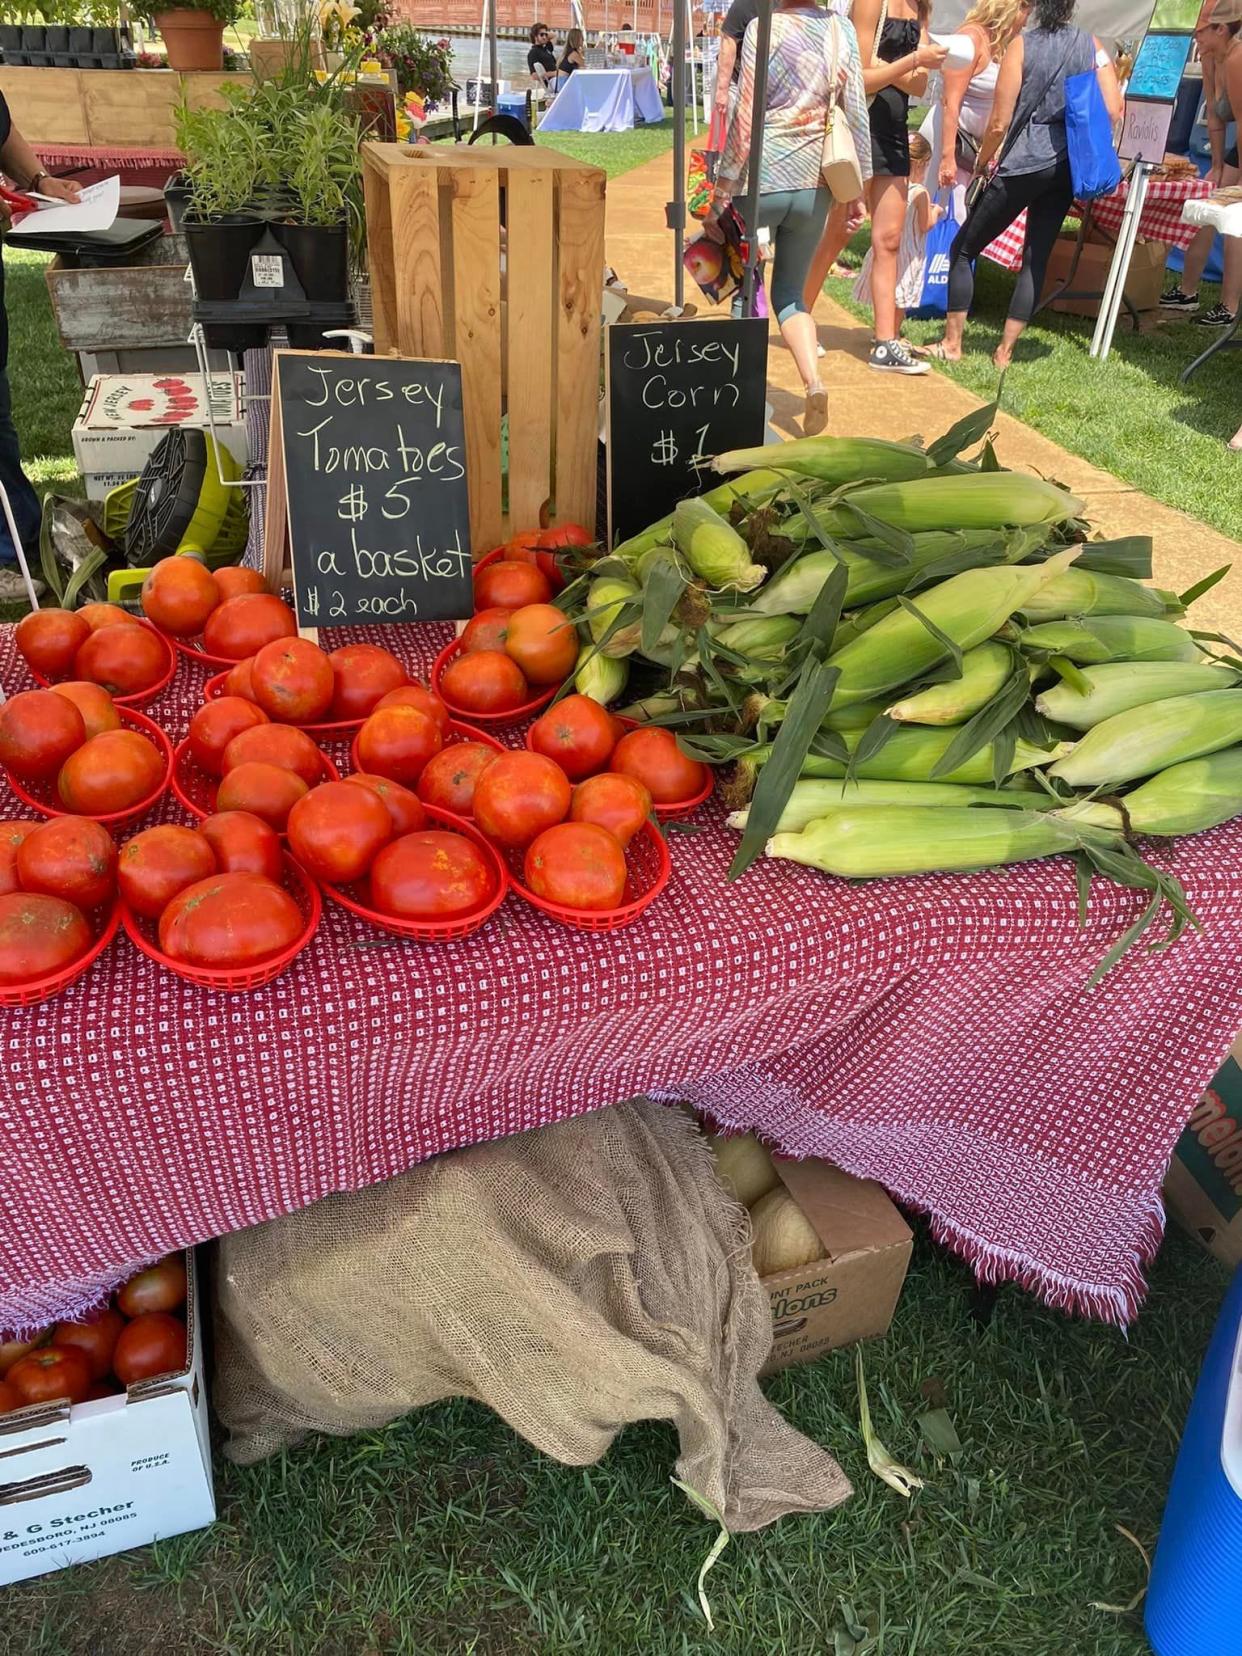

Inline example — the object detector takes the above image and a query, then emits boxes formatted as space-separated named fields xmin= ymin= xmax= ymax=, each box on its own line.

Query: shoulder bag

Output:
xmin=822 ymin=18 xmax=865 ymax=201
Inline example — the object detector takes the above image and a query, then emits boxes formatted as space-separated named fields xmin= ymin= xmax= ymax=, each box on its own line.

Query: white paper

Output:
xmin=9 ymin=175 xmax=120 ymax=237
xmin=930 ymin=32 xmax=976 ymax=70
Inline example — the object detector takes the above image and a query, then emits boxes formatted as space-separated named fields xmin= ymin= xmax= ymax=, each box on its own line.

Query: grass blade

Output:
xmin=728 ymin=659 xmax=839 ymax=879
xmin=855 ymin=1347 xmax=926 ymax=1499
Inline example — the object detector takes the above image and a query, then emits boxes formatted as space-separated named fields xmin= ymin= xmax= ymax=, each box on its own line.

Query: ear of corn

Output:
xmin=1035 ymin=661 xmax=1236 ymax=730
xmin=1049 ymin=690 xmax=1242 ymax=787
xmin=710 ymin=434 xmax=935 ymax=483
xmin=799 ymin=728 xmax=1064 ymax=786
xmin=1019 ymin=569 xmax=1182 ymax=623
xmin=727 ymin=777 xmax=1035 ymax=835
xmin=1059 ymin=748 xmax=1242 ymax=836
xmin=713 ymin=615 xmax=802 ymax=660
xmin=1018 ymin=616 xmax=1202 ymax=663
xmin=588 ymin=574 xmax=642 ymax=658
xmin=672 ymin=498 xmax=766 ymax=592
xmin=766 ymin=806 xmax=1095 ymax=878
xmin=813 ymin=473 xmax=1083 ymax=536
xmin=749 ymin=531 xmax=1008 ymax=617
xmin=612 ymin=470 xmax=786 ymax=567
xmin=886 ymin=642 xmax=1014 ymax=726
xmin=574 ymin=642 xmax=628 ymax=705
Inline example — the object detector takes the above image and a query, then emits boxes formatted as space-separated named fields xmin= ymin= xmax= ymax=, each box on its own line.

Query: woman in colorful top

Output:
xmin=708 ymin=0 xmax=871 ymax=434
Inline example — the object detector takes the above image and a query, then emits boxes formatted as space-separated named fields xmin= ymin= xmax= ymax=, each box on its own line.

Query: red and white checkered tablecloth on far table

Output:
xmin=982 ymin=173 xmax=1213 ymax=272
xmin=3 ymin=624 xmax=1242 ymax=1336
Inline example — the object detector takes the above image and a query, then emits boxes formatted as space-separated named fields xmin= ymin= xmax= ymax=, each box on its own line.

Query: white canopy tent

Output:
xmin=932 ymin=0 xmax=1163 ymax=42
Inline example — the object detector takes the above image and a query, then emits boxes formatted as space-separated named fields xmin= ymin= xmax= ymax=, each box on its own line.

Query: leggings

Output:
xmin=757 ymin=186 xmax=831 ymax=323
xmin=948 ymin=159 xmax=1073 ymax=325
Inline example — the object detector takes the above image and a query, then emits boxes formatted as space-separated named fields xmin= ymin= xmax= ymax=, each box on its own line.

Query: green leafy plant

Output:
xmin=288 ymin=98 xmax=363 ymax=237
xmin=376 ymin=22 xmax=454 ymax=101
xmin=175 ymin=100 xmax=262 ymax=218
xmin=129 ymin=0 xmax=240 ymax=24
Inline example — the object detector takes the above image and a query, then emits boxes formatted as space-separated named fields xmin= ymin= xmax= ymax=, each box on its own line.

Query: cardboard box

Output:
xmin=72 ymin=372 xmax=247 ymax=482
xmin=758 ymin=1160 xmax=913 ymax=1375
xmin=1039 ymin=234 xmax=1168 ymax=318
xmin=0 ymin=1252 xmax=214 ymax=1586
xmin=1165 ymin=1037 xmax=1242 ymax=1270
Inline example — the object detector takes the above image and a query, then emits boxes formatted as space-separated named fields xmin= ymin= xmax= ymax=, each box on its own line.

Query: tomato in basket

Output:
xmin=328 ymin=643 xmax=408 ymax=721
xmin=50 ymin=682 xmax=122 ymax=739
xmin=119 ymin=825 xmax=217 ymax=919
xmin=460 ymin=607 xmax=511 ymax=655
xmin=76 ymin=602 xmax=139 ymax=634
xmin=0 ymin=820 xmax=39 ymax=896
xmin=529 ymin=694 xmax=619 ymax=781
xmin=221 ymin=723 xmax=323 ymax=787
xmin=525 ymin=822 xmax=627 ymax=911
xmin=198 ymin=811 xmax=283 ymax=880
xmin=369 ymin=829 xmax=495 ymax=919
xmin=611 ymin=727 xmax=708 ymax=805
xmin=73 ymin=624 xmax=167 ymax=697
xmin=217 ymin=762 xmax=308 ymax=831
xmin=473 ymin=558 xmax=551 ymax=611
xmin=251 ymin=637 xmax=334 ymax=724
xmin=570 ymin=772 xmax=652 ymax=849
xmin=439 ymin=651 xmax=529 ymax=715
xmin=0 ymin=689 xmax=86 ymax=780
xmin=141 ymin=556 xmax=220 ymax=638
xmin=16 ymin=816 xmax=117 ymax=910
xmin=356 ymin=704 xmax=442 ymax=786
xmin=57 ymin=729 xmax=164 ymax=815
xmin=188 ymin=696 xmax=270 ymax=776
xmin=213 ymin=566 xmax=268 ymax=601
xmin=158 ymin=871 xmax=303 ymax=966
xmin=0 ymin=893 xmax=91 ymax=983
xmin=287 ymin=781 xmax=393 ymax=884
xmin=373 ymin=683 xmax=449 ymax=732
xmin=202 ymin=593 xmax=297 ymax=661
xmin=472 ymin=751 xmax=570 ymax=849
xmin=344 ymin=774 xmax=427 ymax=836
xmin=15 ymin=608 xmax=90 ymax=678
xmin=504 ymin=603 xmax=578 ymax=686
xmin=415 ymin=744 xmax=496 ymax=817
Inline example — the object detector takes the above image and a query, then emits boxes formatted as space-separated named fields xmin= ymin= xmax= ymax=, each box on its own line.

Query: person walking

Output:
xmin=851 ymin=133 xmax=945 ymax=330
xmin=708 ymin=0 xmax=871 ymax=434
xmin=929 ymin=0 xmax=1121 ymax=369
xmin=921 ymin=0 xmax=1029 ymax=214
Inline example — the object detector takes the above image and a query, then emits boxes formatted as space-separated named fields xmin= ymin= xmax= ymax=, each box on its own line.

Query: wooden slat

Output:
xmin=177 ymin=70 xmax=233 ymax=113
xmin=0 ymin=67 xmax=89 ymax=144
xmin=449 ymin=168 xmax=503 ymax=554
xmin=81 ymin=69 xmax=181 ymax=147
xmin=361 ymin=148 xmax=397 ymax=354
xmin=505 ymin=167 xmax=554 ymax=534
xmin=553 ymin=166 xmax=606 ymax=533
xmin=45 ymin=261 xmax=191 ymax=353
xmin=392 ymin=166 xmax=445 ymax=359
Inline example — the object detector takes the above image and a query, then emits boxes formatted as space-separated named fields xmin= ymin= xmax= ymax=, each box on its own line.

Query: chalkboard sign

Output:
xmin=264 ymin=350 xmax=474 ymax=630
xmin=605 ymin=318 xmax=768 ymax=546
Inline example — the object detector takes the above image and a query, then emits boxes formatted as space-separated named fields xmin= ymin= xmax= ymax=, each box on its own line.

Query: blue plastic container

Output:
xmin=1146 ymin=1264 xmax=1242 ymax=1656
xmin=496 ymin=92 xmax=530 ymax=131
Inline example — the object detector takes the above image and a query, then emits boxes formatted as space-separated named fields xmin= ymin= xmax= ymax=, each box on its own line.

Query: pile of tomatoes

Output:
xmin=0 ymin=686 xmax=167 ymax=819
xmin=183 ymin=704 xmax=333 ymax=829
xmin=0 ymin=1256 xmax=189 ymax=1412
xmin=15 ymin=601 xmax=172 ymax=701
xmin=139 ymin=558 xmax=299 ymax=664
xmin=528 ymin=696 xmax=709 ymax=807
xmin=0 ymin=814 xmax=118 ymax=986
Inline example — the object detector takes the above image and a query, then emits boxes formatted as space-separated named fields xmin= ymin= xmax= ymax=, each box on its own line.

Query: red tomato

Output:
xmin=198 ymin=811 xmax=282 ymax=880
xmin=50 ymin=682 xmax=122 ymax=739
xmin=536 ymin=523 xmax=592 ymax=550
xmin=221 ymin=723 xmax=323 ymax=786
xmin=159 ymin=871 xmax=303 ymax=966
xmin=119 ymin=825 xmax=217 ymax=919
xmin=472 ymin=751 xmax=571 ymax=849
xmin=0 ymin=820 xmax=39 ymax=896
xmin=528 ymin=694 xmax=619 ymax=780
xmin=57 ymin=729 xmax=165 ymax=815
xmin=503 ymin=603 xmax=577 ymax=686
xmin=0 ymin=1379 xmax=20 ymax=1413
xmin=342 ymin=774 xmax=427 ymax=836
xmin=76 ymin=602 xmax=138 ymax=634
xmin=496 ymin=541 xmax=566 ymax=592
xmin=251 ymin=637 xmax=334 ymax=724
xmin=15 ymin=607 xmax=90 ymax=678
xmin=355 ymin=704 xmax=443 ymax=786
xmin=216 ymin=762 xmax=308 ymax=830
xmin=16 ymin=816 xmax=117 ymax=909
xmin=0 ymin=689 xmax=85 ymax=780
xmin=73 ymin=625 xmax=168 ymax=696
xmin=115 ymin=1257 xmax=187 ymax=1317
xmin=0 ymin=1333 xmax=42 ymax=1376
xmin=140 ymin=557 xmax=220 ymax=637
xmin=474 ymin=559 xmax=552 ymax=610
xmin=571 ymin=772 xmax=652 ymax=848
xmin=7 ymin=1345 xmax=92 ymax=1406
xmin=328 ymin=643 xmax=408 ymax=720
xmin=415 ymin=743 xmax=496 ymax=817
xmin=611 ymin=727 xmax=708 ymax=804
xmin=112 ymin=1312 xmax=187 ymax=1385
xmin=0 ymin=893 xmax=91 ymax=984
xmin=202 ymin=593 xmax=297 ymax=661
xmin=525 ymin=821 xmax=627 ymax=911
xmin=213 ymin=566 xmax=269 ymax=601
xmin=224 ymin=657 xmax=258 ymax=701
xmin=373 ymin=684 xmax=449 ymax=732
xmin=460 ymin=607 xmax=512 ymax=655
xmin=369 ymin=830 xmax=495 ymax=918
xmin=51 ymin=1307 xmax=125 ymax=1381
xmin=287 ymin=781 xmax=393 ymax=884
xmin=188 ymin=696 xmax=270 ymax=777
xmin=439 ymin=651 xmax=529 ymax=715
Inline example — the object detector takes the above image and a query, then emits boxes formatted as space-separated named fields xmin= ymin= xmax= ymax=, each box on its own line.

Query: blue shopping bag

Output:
xmin=909 ymin=191 xmax=958 ymax=320
xmin=1065 ymin=67 xmax=1121 ymax=201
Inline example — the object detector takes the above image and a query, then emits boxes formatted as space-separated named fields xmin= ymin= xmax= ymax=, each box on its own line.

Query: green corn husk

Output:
xmin=1035 ymin=662 xmax=1236 ymax=730
xmin=767 ymin=806 xmax=1099 ymax=879
xmin=747 ymin=694 xmax=896 ymax=735
xmin=826 ymin=547 xmax=1080 ymax=707
xmin=812 ymin=473 xmax=1083 ymax=536
xmin=713 ymin=615 xmax=801 ymax=660
xmin=1058 ymin=748 xmax=1242 ymax=836
xmin=619 ymin=692 xmax=688 ymax=721
xmin=588 ymin=574 xmax=642 ymax=658
xmin=749 ymin=531 xmax=1007 ymax=617
xmin=635 ymin=544 xmax=682 ymax=585
xmin=672 ymin=498 xmax=766 ymax=592
xmin=574 ymin=642 xmax=629 ymax=705
xmin=1018 ymin=616 xmax=1202 ymax=664
xmin=1020 ymin=569 xmax=1182 ymax=623
xmin=738 ymin=731 xmax=1062 ymax=788
xmin=886 ymin=642 xmax=1014 ymax=726
xmin=727 ymin=778 xmax=1035 ymax=836
xmin=612 ymin=470 xmax=786 ymax=568
xmin=1050 ymin=690 xmax=1242 ymax=787
xmin=711 ymin=434 xmax=936 ymax=484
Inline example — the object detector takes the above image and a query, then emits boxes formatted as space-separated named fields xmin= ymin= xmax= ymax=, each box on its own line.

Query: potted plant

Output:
xmin=175 ymin=100 xmax=263 ymax=299
xmin=274 ymin=99 xmax=362 ymax=301
xmin=0 ymin=4 xmax=28 ymax=61
xmin=132 ymin=0 xmax=238 ymax=71
xmin=43 ymin=0 xmax=73 ymax=63
xmin=375 ymin=22 xmax=453 ymax=107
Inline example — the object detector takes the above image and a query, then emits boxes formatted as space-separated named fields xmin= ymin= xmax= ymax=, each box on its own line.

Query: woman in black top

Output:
xmin=527 ymin=22 xmax=557 ymax=84
xmin=559 ymin=28 xmax=586 ymax=77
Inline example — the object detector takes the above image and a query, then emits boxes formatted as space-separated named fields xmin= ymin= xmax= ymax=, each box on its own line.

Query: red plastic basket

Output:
xmin=317 ymin=808 xmax=508 ymax=942
xmin=121 ymin=853 xmax=322 ymax=993
xmin=28 ymin=618 xmax=177 ymax=710
xmin=170 ymin=739 xmax=340 ymax=820
xmin=202 ymin=669 xmax=370 ymax=740
xmin=4 ymin=706 xmax=174 ymax=830
xmin=505 ymin=818 xmax=671 ymax=932
xmin=0 ymin=896 xmax=122 ymax=1008
xmin=524 ymin=715 xmax=715 ymax=820
xmin=430 ymin=638 xmax=560 ymax=729
xmin=161 ymin=630 xmax=241 ymax=672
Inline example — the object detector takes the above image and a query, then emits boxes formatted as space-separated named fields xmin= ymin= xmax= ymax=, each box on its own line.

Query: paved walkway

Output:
xmin=604 ymin=153 xmax=1242 ymax=635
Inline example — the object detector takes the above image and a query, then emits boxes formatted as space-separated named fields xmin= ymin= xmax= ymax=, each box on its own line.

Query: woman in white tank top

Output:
xmin=920 ymin=0 xmax=1027 ymax=217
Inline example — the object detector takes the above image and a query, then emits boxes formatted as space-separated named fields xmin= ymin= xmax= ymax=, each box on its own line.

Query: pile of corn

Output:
xmin=564 ymin=409 xmax=1237 ymax=966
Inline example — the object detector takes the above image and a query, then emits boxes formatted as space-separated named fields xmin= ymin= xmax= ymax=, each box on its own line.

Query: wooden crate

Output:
xmin=45 ymin=236 xmax=192 ymax=361
xmin=0 ymin=67 xmax=235 ymax=147
xmin=361 ymin=141 xmax=606 ymax=550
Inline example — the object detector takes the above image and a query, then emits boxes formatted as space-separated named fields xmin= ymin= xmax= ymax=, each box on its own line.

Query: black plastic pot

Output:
xmin=274 ymin=221 xmax=350 ymax=303
xmin=93 ymin=26 xmax=116 ymax=53
xmin=45 ymin=24 xmax=68 ymax=50
xmin=164 ymin=173 xmax=192 ymax=233
xmin=69 ymin=26 xmax=92 ymax=54
xmin=5 ymin=50 xmax=28 ymax=64
xmin=52 ymin=53 xmax=74 ymax=67
xmin=100 ymin=52 xmax=120 ymax=68
xmin=21 ymin=23 xmax=45 ymax=49
xmin=0 ymin=24 xmax=21 ymax=54
xmin=184 ymin=216 xmax=263 ymax=302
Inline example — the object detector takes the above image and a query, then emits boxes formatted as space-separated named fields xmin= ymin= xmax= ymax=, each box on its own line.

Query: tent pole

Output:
xmin=740 ymin=0 xmax=771 ymax=314
xmin=488 ymin=0 xmax=499 ymax=132
xmin=670 ymin=0 xmax=686 ymax=307
xmin=472 ymin=0 xmax=487 ymax=132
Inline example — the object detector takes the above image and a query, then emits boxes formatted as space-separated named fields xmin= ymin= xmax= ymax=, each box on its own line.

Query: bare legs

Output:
xmin=867 ymin=174 xmax=909 ymax=342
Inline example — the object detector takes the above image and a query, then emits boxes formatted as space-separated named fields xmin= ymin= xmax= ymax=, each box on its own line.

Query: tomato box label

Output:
xmin=1166 ymin=1036 xmax=1242 ymax=1270
xmin=73 ymin=373 xmax=247 ymax=478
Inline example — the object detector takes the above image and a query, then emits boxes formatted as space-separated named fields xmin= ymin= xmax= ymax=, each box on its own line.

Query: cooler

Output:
xmin=496 ymin=92 xmax=530 ymax=130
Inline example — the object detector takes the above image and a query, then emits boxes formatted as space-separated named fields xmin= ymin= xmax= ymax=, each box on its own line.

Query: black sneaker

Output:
xmin=869 ymin=338 xmax=929 ymax=375
xmin=1159 ymin=285 xmax=1199 ymax=311
xmin=1193 ymin=303 xmax=1237 ymax=327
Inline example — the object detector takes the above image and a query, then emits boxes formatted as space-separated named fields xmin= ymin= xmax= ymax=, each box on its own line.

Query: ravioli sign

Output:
xmin=268 ymin=351 xmax=474 ymax=629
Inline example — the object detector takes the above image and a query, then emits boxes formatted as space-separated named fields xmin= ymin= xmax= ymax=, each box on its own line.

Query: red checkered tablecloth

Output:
xmin=3 ymin=624 xmax=1242 ymax=1336
xmin=982 ymin=174 xmax=1213 ymax=273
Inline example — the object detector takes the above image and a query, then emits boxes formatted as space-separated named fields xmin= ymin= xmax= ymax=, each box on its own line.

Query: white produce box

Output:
xmin=73 ymin=372 xmax=247 ymax=478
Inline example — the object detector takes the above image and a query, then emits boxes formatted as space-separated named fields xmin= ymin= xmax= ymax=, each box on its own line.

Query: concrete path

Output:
xmin=604 ymin=153 xmax=1242 ymax=636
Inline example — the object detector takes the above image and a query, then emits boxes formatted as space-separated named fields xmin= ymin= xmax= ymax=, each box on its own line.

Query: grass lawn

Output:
xmin=7 ymin=1225 xmax=1229 ymax=1655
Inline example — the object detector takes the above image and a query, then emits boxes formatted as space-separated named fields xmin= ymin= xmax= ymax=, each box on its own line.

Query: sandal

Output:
xmin=921 ymin=342 xmax=958 ymax=361
xmin=803 ymin=386 xmax=829 ymax=437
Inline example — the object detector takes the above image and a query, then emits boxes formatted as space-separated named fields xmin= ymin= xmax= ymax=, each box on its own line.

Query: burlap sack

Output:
xmin=213 ymin=1100 xmax=851 ymax=1531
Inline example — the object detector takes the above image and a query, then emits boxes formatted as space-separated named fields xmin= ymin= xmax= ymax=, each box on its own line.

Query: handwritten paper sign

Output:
xmin=264 ymin=351 xmax=473 ymax=630
xmin=1121 ymin=98 xmax=1175 ymax=163
xmin=605 ymin=318 xmax=768 ymax=545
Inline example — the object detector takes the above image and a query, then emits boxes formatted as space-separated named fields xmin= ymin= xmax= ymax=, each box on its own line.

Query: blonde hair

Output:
xmin=962 ymin=0 xmax=1028 ymax=57
xmin=908 ymin=133 xmax=933 ymax=164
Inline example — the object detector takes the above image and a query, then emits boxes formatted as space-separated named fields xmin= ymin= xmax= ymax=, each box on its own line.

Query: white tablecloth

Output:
xmin=538 ymin=66 xmax=665 ymax=133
